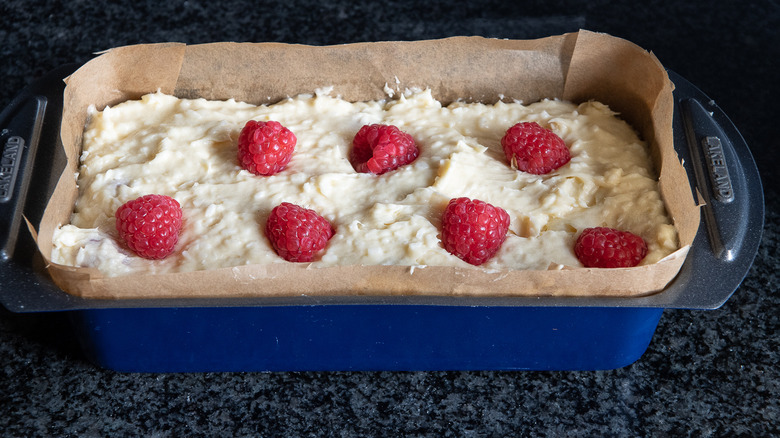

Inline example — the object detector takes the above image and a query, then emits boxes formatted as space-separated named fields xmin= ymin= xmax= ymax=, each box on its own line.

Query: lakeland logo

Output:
xmin=0 ymin=135 xmax=24 ymax=202
xmin=702 ymin=136 xmax=734 ymax=203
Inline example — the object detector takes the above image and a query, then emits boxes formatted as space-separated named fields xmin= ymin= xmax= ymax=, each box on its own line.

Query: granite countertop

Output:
xmin=1 ymin=1 xmax=777 ymax=436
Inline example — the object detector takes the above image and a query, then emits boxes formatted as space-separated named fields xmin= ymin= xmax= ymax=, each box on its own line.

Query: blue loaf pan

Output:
xmin=0 ymin=66 xmax=764 ymax=372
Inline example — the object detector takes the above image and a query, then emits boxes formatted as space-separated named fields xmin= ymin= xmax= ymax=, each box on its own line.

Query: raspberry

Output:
xmin=501 ymin=122 xmax=570 ymax=174
xmin=574 ymin=227 xmax=648 ymax=268
xmin=265 ymin=202 xmax=334 ymax=262
xmin=237 ymin=120 xmax=296 ymax=176
xmin=440 ymin=197 xmax=510 ymax=266
xmin=349 ymin=124 xmax=419 ymax=175
xmin=115 ymin=194 xmax=183 ymax=260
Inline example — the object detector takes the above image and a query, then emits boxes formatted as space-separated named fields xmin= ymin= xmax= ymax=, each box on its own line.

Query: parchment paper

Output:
xmin=36 ymin=30 xmax=700 ymax=299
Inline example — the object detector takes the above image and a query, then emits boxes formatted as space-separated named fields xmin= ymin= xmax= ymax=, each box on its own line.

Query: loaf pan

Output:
xmin=0 ymin=63 xmax=763 ymax=372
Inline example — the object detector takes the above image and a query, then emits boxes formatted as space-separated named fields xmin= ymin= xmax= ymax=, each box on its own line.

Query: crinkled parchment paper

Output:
xmin=36 ymin=30 xmax=699 ymax=299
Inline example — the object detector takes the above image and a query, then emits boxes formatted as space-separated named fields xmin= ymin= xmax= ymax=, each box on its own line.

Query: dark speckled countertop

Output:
xmin=1 ymin=1 xmax=778 ymax=436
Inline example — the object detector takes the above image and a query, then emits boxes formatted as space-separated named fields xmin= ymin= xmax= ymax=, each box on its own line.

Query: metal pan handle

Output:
xmin=681 ymin=97 xmax=748 ymax=262
xmin=0 ymin=65 xmax=84 ymax=312
xmin=655 ymin=71 xmax=764 ymax=309
xmin=0 ymin=94 xmax=48 ymax=259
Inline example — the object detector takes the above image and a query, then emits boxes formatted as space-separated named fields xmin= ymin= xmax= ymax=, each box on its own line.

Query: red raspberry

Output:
xmin=265 ymin=202 xmax=334 ymax=262
xmin=501 ymin=122 xmax=570 ymax=174
xmin=574 ymin=227 xmax=648 ymax=268
xmin=349 ymin=124 xmax=419 ymax=175
xmin=441 ymin=197 xmax=510 ymax=266
xmin=237 ymin=120 xmax=296 ymax=176
xmin=115 ymin=194 xmax=183 ymax=260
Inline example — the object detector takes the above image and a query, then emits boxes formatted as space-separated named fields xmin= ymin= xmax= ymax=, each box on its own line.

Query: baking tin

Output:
xmin=0 ymin=66 xmax=763 ymax=371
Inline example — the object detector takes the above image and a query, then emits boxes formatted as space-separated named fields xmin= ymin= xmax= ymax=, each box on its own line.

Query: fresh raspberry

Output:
xmin=501 ymin=122 xmax=570 ymax=174
xmin=265 ymin=202 xmax=334 ymax=262
xmin=574 ymin=227 xmax=648 ymax=268
xmin=237 ymin=120 xmax=296 ymax=176
xmin=115 ymin=194 xmax=183 ymax=260
xmin=349 ymin=124 xmax=419 ymax=175
xmin=440 ymin=197 xmax=510 ymax=266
